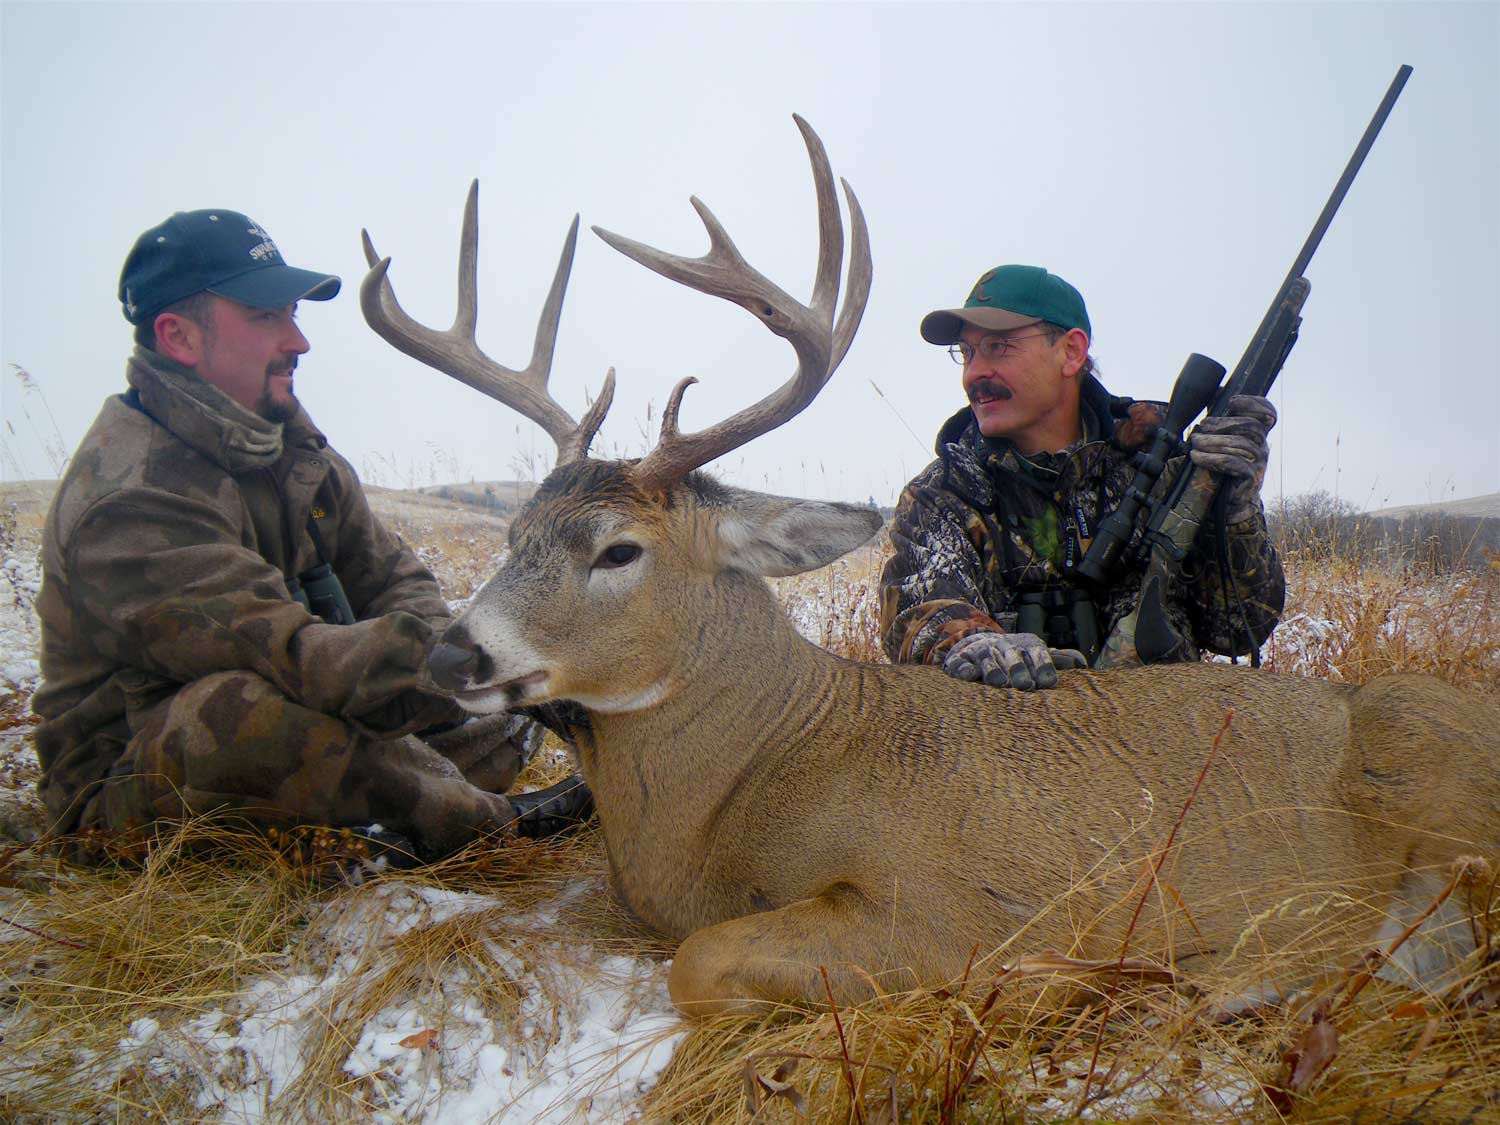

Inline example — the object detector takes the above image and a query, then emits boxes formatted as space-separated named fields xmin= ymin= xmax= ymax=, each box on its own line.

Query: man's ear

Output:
xmin=1060 ymin=328 xmax=1090 ymax=379
xmin=153 ymin=311 xmax=204 ymax=367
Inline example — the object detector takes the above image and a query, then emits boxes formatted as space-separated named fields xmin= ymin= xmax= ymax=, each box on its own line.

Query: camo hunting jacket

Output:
xmin=32 ymin=348 xmax=457 ymax=832
xmin=879 ymin=376 xmax=1285 ymax=668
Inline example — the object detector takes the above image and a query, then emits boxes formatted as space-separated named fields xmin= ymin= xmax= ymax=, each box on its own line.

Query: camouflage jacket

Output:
xmin=879 ymin=375 xmax=1285 ymax=668
xmin=33 ymin=347 xmax=456 ymax=832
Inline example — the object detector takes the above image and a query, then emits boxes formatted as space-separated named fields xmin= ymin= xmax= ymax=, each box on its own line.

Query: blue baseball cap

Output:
xmin=119 ymin=209 xmax=340 ymax=325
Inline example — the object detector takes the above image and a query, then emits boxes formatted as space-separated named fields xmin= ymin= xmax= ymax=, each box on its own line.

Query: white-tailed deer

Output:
xmin=362 ymin=118 xmax=1500 ymax=1016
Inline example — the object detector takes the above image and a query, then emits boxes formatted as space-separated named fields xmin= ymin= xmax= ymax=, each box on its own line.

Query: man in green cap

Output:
xmin=879 ymin=265 xmax=1285 ymax=689
xmin=32 ymin=208 xmax=587 ymax=869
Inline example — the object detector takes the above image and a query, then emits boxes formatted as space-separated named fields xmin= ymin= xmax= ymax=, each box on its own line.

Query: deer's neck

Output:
xmin=579 ymin=569 xmax=831 ymax=838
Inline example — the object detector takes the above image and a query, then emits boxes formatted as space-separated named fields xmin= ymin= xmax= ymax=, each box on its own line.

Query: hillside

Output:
xmin=1271 ymin=492 xmax=1499 ymax=570
xmin=1368 ymin=491 xmax=1500 ymax=520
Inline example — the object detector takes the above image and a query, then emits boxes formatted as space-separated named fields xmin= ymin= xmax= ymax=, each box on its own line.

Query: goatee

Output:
xmin=260 ymin=362 xmax=298 ymax=424
xmin=262 ymin=398 xmax=299 ymax=424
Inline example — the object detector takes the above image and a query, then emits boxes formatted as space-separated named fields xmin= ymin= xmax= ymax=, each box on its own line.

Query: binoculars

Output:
xmin=1015 ymin=588 xmax=1101 ymax=665
xmin=289 ymin=563 xmax=356 ymax=626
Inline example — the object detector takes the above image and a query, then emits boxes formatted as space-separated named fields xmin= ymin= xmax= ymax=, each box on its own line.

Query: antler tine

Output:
xmin=592 ymin=115 xmax=871 ymax=494
xmin=566 ymin=367 xmax=617 ymax=465
xmin=831 ymin=178 xmax=873 ymax=370
xmin=360 ymin=186 xmax=610 ymax=465
xmin=658 ymin=377 xmax=700 ymax=444
xmin=794 ymin=113 xmax=845 ymax=324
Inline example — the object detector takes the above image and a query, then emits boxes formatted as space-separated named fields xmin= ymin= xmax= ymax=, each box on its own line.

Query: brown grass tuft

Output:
xmin=1266 ymin=556 xmax=1500 ymax=692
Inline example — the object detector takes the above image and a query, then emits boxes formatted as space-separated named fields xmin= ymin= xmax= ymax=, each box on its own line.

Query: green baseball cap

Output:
xmin=119 ymin=209 xmax=341 ymax=325
xmin=920 ymin=264 xmax=1090 ymax=344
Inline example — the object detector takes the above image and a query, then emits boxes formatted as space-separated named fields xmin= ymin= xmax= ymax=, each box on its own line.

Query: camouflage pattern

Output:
xmin=32 ymin=347 xmax=524 ymax=853
xmin=424 ymin=710 xmax=544 ymax=794
xmin=72 ymin=670 xmax=515 ymax=860
xmin=880 ymin=375 xmax=1285 ymax=669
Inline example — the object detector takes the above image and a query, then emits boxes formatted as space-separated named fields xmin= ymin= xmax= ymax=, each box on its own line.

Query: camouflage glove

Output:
xmin=941 ymin=631 xmax=1088 ymax=691
xmin=424 ymin=711 xmax=545 ymax=793
xmin=1189 ymin=394 xmax=1277 ymax=524
xmin=351 ymin=688 xmax=464 ymax=740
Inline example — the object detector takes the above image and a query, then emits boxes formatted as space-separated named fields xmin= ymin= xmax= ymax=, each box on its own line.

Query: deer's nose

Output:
xmin=428 ymin=640 xmax=480 ymax=690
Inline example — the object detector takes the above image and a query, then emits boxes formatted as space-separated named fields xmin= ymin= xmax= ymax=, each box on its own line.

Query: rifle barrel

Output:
xmin=1222 ymin=66 xmax=1411 ymax=396
xmin=1284 ymin=64 xmax=1413 ymax=287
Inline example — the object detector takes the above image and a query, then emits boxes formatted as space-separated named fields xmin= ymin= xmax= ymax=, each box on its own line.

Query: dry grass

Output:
xmin=2 ymin=519 xmax=1498 ymax=1120
xmin=364 ymin=486 xmax=513 ymax=602
xmin=771 ymin=540 xmax=889 ymax=663
xmin=643 ymin=859 xmax=1500 ymax=1123
xmin=0 ymin=794 xmax=661 ymax=1122
xmin=1265 ymin=550 xmax=1500 ymax=692
xmin=0 ymin=827 xmax=314 ymax=1119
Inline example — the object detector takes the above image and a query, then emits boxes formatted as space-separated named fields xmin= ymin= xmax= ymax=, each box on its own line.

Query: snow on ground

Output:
xmin=0 ymin=533 xmax=45 ymax=841
xmin=104 ymin=882 xmax=684 ymax=1123
xmin=0 ymin=544 xmax=41 ymax=703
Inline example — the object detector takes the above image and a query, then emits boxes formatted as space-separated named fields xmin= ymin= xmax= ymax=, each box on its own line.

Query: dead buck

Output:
xmin=361 ymin=118 xmax=1500 ymax=1016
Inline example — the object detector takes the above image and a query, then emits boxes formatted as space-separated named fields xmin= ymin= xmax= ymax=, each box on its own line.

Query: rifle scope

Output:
xmin=1074 ymin=352 xmax=1225 ymax=583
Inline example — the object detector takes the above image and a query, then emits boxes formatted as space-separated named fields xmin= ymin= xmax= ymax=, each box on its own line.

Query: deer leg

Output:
xmin=668 ymin=886 xmax=926 ymax=1017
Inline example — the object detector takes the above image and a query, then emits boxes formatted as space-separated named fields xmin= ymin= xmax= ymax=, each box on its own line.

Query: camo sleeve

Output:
xmin=879 ymin=472 xmax=1004 ymax=666
xmin=62 ymin=487 xmax=441 ymax=723
xmin=1184 ymin=505 xmax=1286 ymax=656
xmin=320 ymin=452 xmax=451 ymax=625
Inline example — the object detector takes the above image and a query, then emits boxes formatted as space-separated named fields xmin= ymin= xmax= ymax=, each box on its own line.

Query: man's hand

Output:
xmin=424 ymin=711 xmax=544 ymax=793
xmin=352 ymin=688 xmax=464 ymax=740
xmin=941 ymin=631 xmax=1088 ymax=691
xmin=1189 ymin=394 xmax=1277 ymax=523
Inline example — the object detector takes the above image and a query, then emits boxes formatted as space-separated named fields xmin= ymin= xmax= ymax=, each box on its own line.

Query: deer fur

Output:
xmin=435 ymin=460 xmax=1500 ymax=1015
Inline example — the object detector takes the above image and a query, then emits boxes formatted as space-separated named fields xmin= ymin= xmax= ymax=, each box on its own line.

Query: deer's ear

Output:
xmin=711 ymin=487 xmax=883 ymax=576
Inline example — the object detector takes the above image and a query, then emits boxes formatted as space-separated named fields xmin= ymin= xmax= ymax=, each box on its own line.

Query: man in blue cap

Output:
xmin=879 ymin=265 xmax=1285 ymax=689
xmin=31 ymin=209 xmax=574 ymax=869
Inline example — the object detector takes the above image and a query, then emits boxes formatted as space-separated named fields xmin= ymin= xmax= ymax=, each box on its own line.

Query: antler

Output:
xmin=360 ymin=181 xmax=614 ymax=466
xmin=592 ymin=114 xmax=872 ymax=493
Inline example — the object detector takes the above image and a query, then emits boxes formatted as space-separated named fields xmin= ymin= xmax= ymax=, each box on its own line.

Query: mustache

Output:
xmin=266 ymin=358 xmax=298 ymax=379
xmin=966 ymin=378 xmax=1012 ymax=403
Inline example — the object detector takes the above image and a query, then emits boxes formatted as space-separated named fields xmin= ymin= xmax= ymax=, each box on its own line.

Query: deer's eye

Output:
xmin=594 ymin=543 xmax=641 ymax=570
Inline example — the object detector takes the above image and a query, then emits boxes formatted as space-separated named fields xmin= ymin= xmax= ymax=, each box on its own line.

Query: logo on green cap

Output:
xmin=964 ymin=265 xmax=1090 ymax=336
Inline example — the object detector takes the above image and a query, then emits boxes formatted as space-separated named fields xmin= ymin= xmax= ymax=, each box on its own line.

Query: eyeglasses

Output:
xmin=948 ymin=330 xmax=1053 ymax=366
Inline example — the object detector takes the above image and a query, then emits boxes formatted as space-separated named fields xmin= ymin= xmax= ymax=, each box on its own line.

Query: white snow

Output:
xmin=0 ymin=550 xmax=42 ymax=700
xmin=106 ymin=886 xmax=687 ymax=1123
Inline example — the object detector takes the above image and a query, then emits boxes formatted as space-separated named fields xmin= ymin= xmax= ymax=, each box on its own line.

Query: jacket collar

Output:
xmin=932 ymin=373 xmax=1139 ymax=506
xmin=125 ymin=347 xmax=325 ymax=473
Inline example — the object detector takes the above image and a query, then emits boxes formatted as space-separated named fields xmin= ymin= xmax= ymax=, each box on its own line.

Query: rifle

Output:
xmin=1078 ymin=64 xmax=1413 ymax=668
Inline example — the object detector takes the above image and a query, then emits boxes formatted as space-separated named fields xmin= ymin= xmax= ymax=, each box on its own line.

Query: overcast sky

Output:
xmin=3 ymin=1 xmax=1497 ymax=510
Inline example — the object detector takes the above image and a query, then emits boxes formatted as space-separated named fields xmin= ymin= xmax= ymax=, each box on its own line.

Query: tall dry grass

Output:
xmin=644 ymin=854 xmax=1499 ymax=1124
xmin=2 ymin=532 xmax=1497 ymax=1121
xmin=1266 ymin=548 xmax=1500 ymax=692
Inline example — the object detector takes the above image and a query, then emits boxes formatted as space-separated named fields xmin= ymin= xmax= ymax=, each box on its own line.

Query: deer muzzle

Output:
xmin=428 ymin=640 xmax=480 ymax=691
